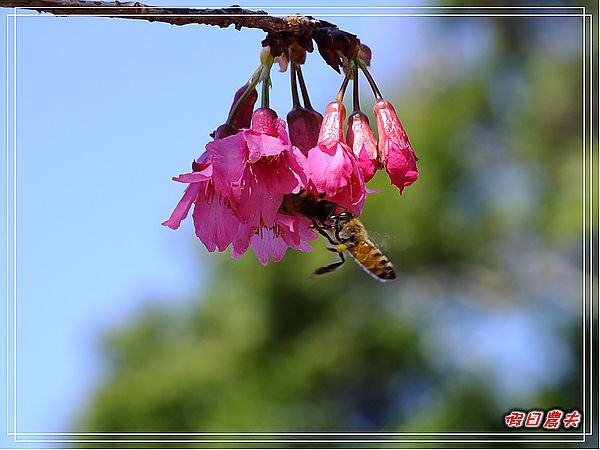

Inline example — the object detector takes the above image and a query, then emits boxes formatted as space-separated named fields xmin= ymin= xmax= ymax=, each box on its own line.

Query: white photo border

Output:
xmin=3 ymin=4 xmax=596 ymax=448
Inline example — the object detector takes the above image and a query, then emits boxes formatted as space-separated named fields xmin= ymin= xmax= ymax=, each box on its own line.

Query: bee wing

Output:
xmin=368 ymin=231 xmax=392 ymax=249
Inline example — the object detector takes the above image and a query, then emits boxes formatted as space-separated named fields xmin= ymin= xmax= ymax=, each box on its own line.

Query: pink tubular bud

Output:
xmin=306 ymin=100 xmax=366 ymax=215
xmin=318 ymin=101 xmax=346 ymax=149
xmin=374 ymin=99 xmax=418 ymax=193
xmin=287 ymin=106 xmax=323 ymax=156
xmin=227 ymin=83 xmax=258 ymax=130
xmin=346 ymin=111 xmax=379 ymax=182
xmin=251 ymin=108 xmax=280 ymax=137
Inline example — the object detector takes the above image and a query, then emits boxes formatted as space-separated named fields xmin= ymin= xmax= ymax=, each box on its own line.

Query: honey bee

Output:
xmin=314 ymin=212 xmax=396 ymax=282
xmin=278 ymin=194 xmax=396 ymax=281
xmin=279 ymin=192 xmax=341 ymax=227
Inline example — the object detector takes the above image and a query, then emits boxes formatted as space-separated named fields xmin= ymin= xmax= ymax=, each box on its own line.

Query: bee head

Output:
xmin=331 ymin=211 xmax=353 ymax=224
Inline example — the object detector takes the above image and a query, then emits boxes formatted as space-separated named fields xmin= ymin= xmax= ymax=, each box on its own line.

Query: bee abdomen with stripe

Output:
xmin=349 ymin=240 xmax=396 ymax=281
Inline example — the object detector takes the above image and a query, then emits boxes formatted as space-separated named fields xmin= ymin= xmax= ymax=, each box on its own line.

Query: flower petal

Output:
xmin=244 ymin=132 xmax=285 ymax=163
xmin=236 ymin=171 xmax=281 ymax=228
xmin=356 ymin=144 xmax=379 ymax=183
xmin=231 ymin=225 xmax=253 ymax=259
xmin=276 ymin=214 xmax=316 ymax=250
xmin=250 ymin=229 xmax=289 ymax=266
xmin=385 ymin=140 xmax=419 ymax=194
xmin=172 ymin=165 xmax=213 ymax=184
xmin=161 ymin=183 xmax=202 ymax=230
xmin=307 ymin=143 xmax=354 ymax=196
xmin=282 ymin=145 xmax=308 ymax=191
xmin=206 ymin=132 xmax=248 ymax=197
xmin=328 ymin=162 xmax=366 ymax=216
xmin=193 ymin=188 xmax=241 ymax=252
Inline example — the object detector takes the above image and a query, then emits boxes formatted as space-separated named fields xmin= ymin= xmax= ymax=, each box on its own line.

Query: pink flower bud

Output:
xmin=346 ymin=111 xmax=379 ymax=182
xmin=227 ymin=83 xmax=258 ymax=130
xmin=358 ymin=43 xmax=372 ymax=67
xmin=211 ymin=123 xmax=238 ymax=140
xmin=287 ymin=106 xmax=323 ymax=156
xmin=306 ymin=101 xmax=366 ymax=215
xmin=318 ymin=101 xmax=346 ymax=148
xmin=374 ymin=99 xmax=418 ymax=193
xmin=251 ymin=108 xmax=280 ymax=137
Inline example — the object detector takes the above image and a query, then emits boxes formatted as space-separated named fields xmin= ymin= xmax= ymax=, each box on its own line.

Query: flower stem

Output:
xmin=336 ymin=61 xmax=355 ymax=103
xmin=262 ymin=76 xmax=270 ymax=109
xmin=226 ymin=64 xmax=262 ymax=127
xmin=290 ymin=62 xmax=300 ymax=108
xmin=261 ymin=53 xmax=274 ymax=109
xmin=352 ymin=65 xmax=360 ymax=114
xmin=296 ymin=64 xmax=313 ymax=110
xmin=356 ymin=58 xmax=383 ymax=100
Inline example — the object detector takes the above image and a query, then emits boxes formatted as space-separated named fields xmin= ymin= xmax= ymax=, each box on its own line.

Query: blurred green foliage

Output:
xmin=75 ymin=13 xmax=592 ymax=439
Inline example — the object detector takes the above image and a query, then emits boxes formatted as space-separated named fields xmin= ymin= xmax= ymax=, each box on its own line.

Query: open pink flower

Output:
xmin=306 ymin=101 xmax=366 ymax=215
xmin=346 ymin=111 xmax=379 ymax=182
xmin=164 ymin=106 xmax=317 ymax=264
xmin=374 ymin=99 xmax=418 ymax=193
xmin=161 ymin=153 xmax=245 ymax=252
xmin=207 ymin=108 xmax=308 ymax=228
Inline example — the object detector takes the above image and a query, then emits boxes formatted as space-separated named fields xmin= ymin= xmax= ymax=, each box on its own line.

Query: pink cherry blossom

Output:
xmin=306 ymin=101 xmax=366 ymax=215
xmin=161 ymin=154 xmax=244 ymax=252
xmin=164 ymin=108 xmax=316 ymax=265
xmin=207 ymin=108 xmax=307 ymax=228
xmin=374 ymin=99 xmax=418 ymax=193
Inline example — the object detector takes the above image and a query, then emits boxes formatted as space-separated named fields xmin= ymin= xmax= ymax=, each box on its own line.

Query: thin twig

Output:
xmin=0 ymin=0 xmax=335 ymax=36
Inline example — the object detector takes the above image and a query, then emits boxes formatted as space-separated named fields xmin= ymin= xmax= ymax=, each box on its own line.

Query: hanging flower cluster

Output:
xmin=163 ymin=29 xmax=419 ymax=265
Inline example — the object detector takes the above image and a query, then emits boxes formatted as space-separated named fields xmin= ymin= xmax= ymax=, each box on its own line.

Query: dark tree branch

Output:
xmin=0 ymin=0 xmax=363 ymax=71
xmin=0 ymin=0 xmax=336 ymax=36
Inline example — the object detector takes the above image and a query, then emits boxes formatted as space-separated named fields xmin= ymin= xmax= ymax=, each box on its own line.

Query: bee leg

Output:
xmin=326 ymin=244 xmax=349 ymax=253
xmin=334 ymin=224 xmax=346 ymax=243
xmin=313 ymin=251 xmax=346 ymax=276
xmin=311 ymin=219 xmax=337 ymax=245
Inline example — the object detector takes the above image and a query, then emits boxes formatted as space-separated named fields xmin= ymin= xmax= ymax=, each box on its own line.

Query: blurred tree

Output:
xmin=75 ymin=10 xmax=590 ymax=439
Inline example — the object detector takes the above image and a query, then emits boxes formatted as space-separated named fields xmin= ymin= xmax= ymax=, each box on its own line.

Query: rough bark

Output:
xmin=0 ymin=0 xmax=336 ymax=36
